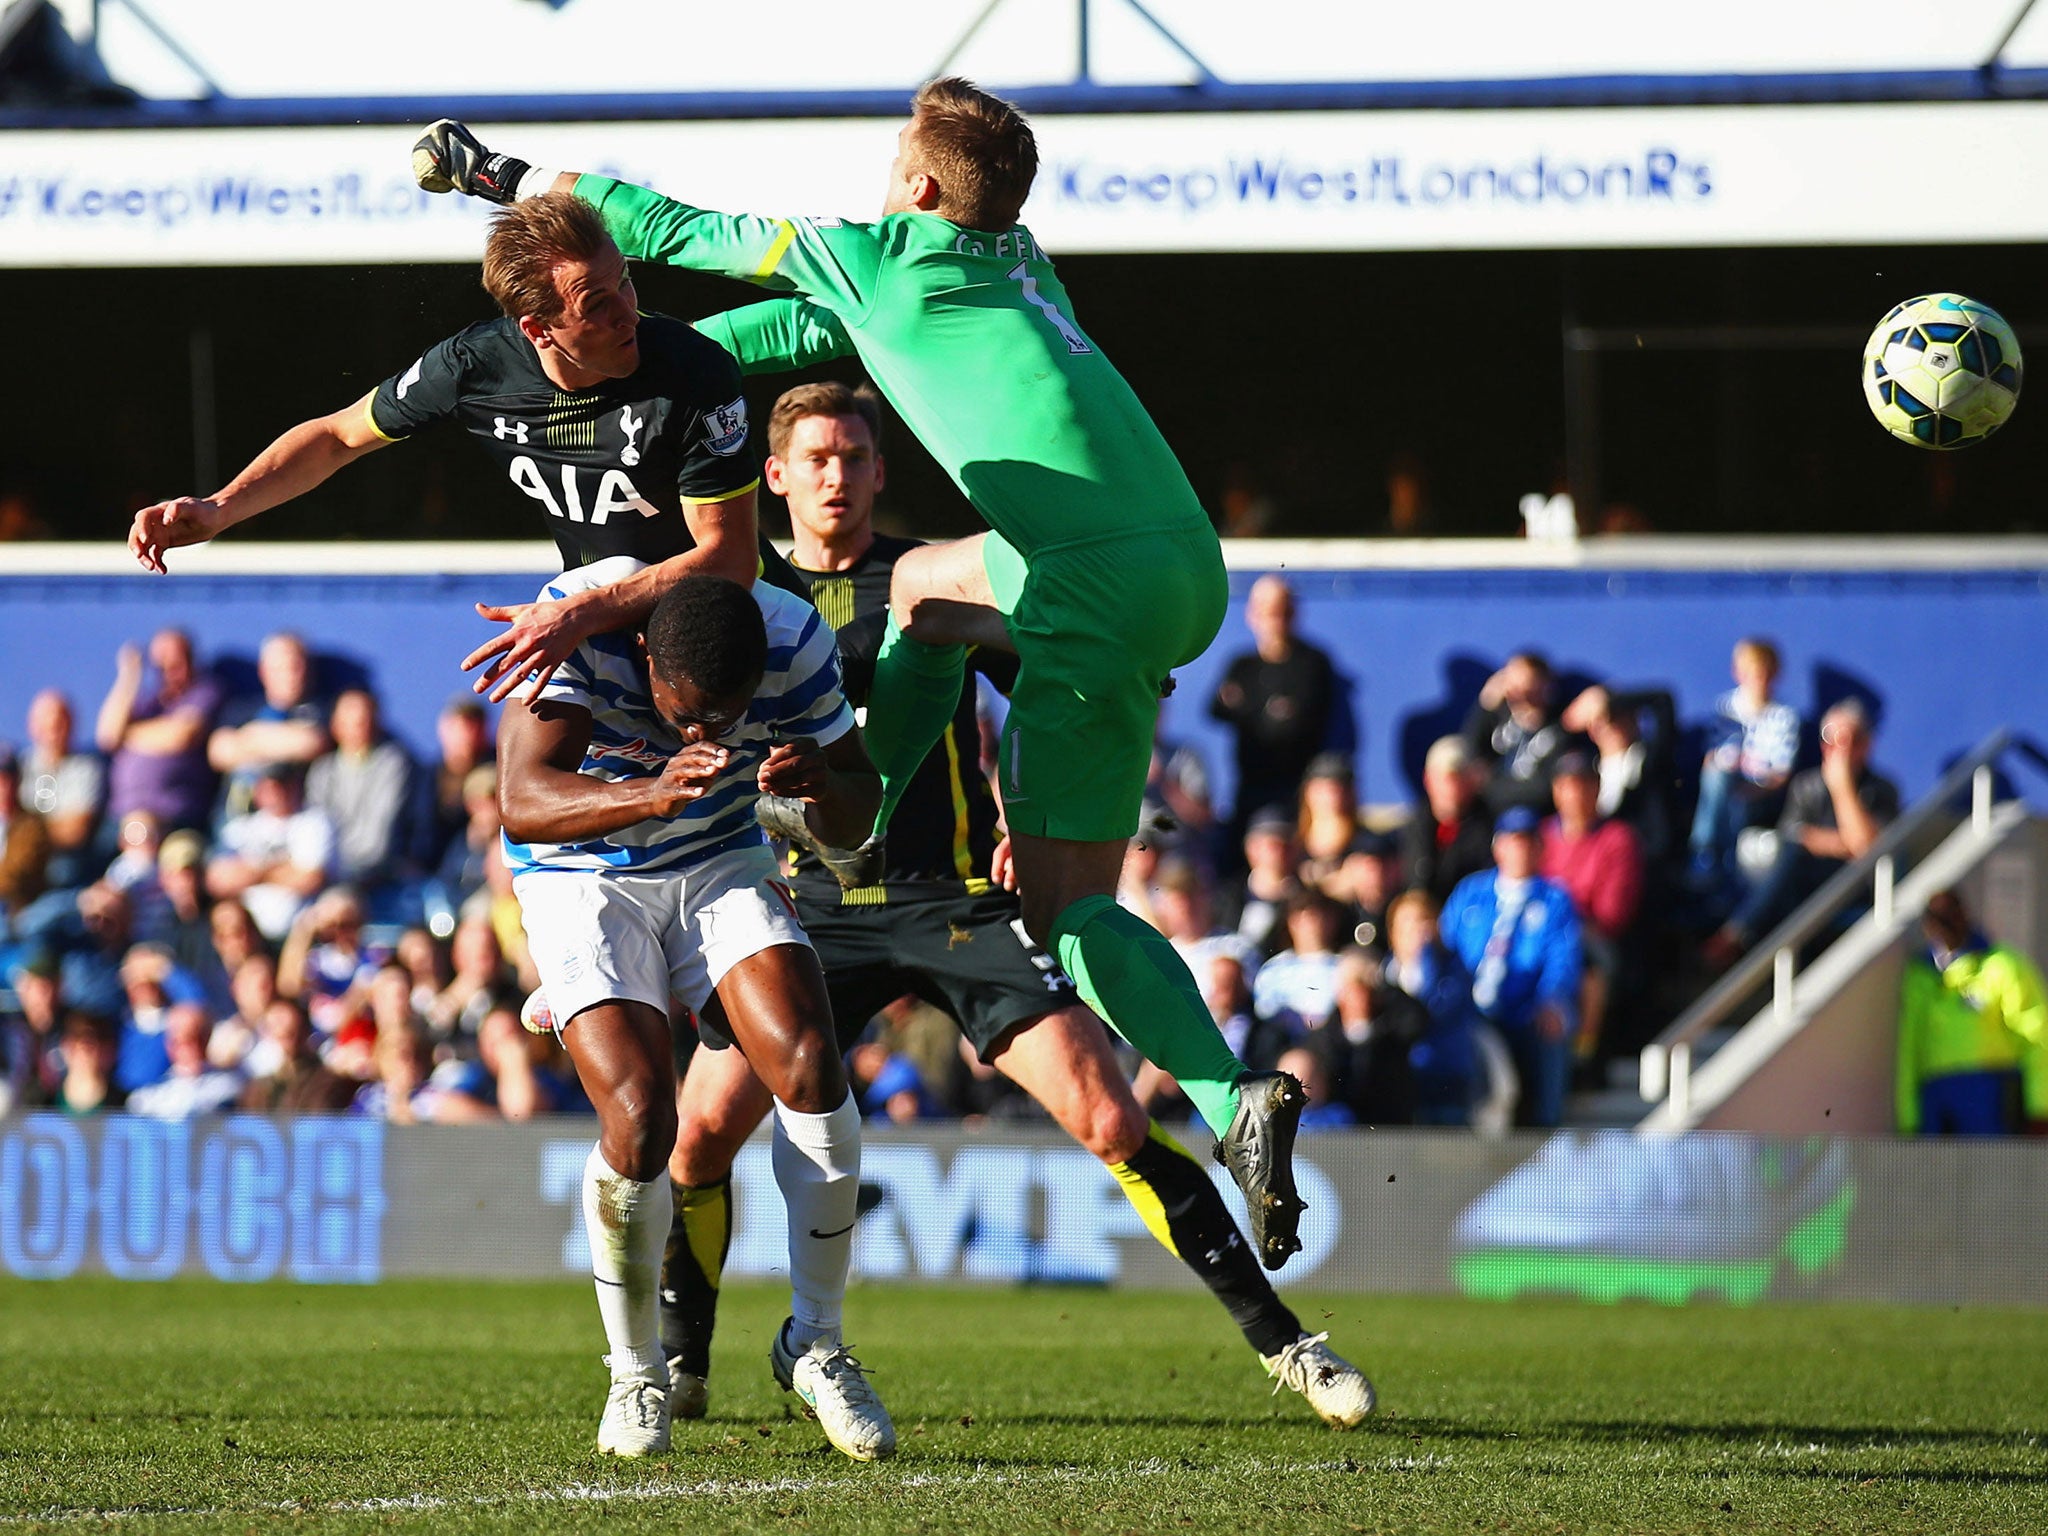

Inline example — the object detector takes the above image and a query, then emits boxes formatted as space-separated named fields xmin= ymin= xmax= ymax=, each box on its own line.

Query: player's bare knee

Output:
xmin=603 ymin=1078 xmax=679 ymax=1181
xmin=887 ymin=584 xmax=920 ymax=637
xmin=1082 ymin=1092 xmax=1149 ymax=1165
xmin=893 ymin=585 xmax=947 ymax=643
xmin=766 ymin=1030 xmax=849 ymax=1114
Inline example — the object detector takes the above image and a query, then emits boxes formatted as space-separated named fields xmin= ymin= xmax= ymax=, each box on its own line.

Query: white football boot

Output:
xmin=770 ymin=1319 xmax=896 ymax=1461
xmin=596 ymin=1359 xmax=671 ymax=1457
xmin=1261 ymin=1332 xmax=1376 ymax=1428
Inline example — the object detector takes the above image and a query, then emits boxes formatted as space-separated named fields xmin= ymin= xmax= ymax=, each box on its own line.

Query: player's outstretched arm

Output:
xmin=412 ymin=121 xmax=876 ymax=305
xmin=461 ymin=486 xmax=760 ymax=704
xmin=579 ymin=174 xmax=872 ymax=299
xmin=757 ymin=729 xmax=880 ymax=852
xmin=129 ymin=398 xmax=389 ymax=572
xmin=696 ymin=300 xmax=855 ymax=377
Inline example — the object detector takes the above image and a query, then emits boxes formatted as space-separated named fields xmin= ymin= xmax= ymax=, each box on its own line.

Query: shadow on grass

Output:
xmin=1392 ymin=1416 xmax=2043 ymax=1453
xmin=1753 ymin=1464 xmax=2048 ymax=1487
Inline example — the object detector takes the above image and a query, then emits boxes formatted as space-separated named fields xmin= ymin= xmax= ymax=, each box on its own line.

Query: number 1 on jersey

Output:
xmin=1009 ymin=262 xmax=1092 ymax=355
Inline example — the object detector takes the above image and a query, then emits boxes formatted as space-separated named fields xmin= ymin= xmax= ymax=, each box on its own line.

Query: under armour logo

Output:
xmin=1201 ymin=1234 xmax=1242 ymax=1266
xmin=619 ymin=405 xmax=645 ymax=466
xmin=494 ymin=417 xmax=529 ymax=442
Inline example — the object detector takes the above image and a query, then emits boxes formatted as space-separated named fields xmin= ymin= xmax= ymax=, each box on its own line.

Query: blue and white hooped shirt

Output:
xmin=503 ymin=557 xmax=854 ymax=877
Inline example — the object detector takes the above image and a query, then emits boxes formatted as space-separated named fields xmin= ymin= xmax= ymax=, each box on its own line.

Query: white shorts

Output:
xmin=511 ymin=842 xmax=812 ymax=1028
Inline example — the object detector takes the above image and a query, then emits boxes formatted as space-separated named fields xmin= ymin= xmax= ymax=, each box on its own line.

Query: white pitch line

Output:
xmin=4 ymin=1454 xmax=1414 ymax=1525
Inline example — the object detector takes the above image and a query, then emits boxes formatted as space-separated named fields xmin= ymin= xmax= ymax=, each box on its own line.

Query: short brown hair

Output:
xmin=909 ymin=77 xmax=1038 ymax=231
xmin=767 ymin=381 xmax=884 ymax=460
xmin=481 ymin=193 xmax=614 ymax=325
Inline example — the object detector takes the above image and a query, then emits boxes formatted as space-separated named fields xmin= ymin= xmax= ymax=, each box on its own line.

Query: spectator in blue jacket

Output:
xmin=1381 ymin=888 xmax=1486 ymax=1126
xmin=1440 ymin=807 xmax=1582 ymax=1126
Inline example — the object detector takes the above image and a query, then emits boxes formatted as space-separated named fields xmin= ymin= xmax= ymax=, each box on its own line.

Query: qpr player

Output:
xmin=496 ymin=559 xmax=892 ymax=1461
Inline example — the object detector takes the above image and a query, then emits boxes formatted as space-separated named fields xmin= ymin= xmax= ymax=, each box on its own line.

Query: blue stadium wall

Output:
xmin=3 ymin=551 xmax=2043 ymax=813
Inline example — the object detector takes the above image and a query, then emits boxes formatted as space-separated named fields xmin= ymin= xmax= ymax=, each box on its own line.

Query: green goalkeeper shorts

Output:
xmin=983 ymin=523 xmax=1227 ymax=844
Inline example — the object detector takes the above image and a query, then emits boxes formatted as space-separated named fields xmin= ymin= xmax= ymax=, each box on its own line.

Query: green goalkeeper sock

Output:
xmin=1049 ymin=894 xmax=1246 ymax=1136
xmin=864 ymin=611 xmax=966 ymax=837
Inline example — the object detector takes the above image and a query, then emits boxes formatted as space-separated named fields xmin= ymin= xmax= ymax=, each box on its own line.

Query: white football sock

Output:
xmin=771 ymin=1092 xmax=861 ymax=1353
xmin=582 ymin=1145 xmax=671 ymax=1384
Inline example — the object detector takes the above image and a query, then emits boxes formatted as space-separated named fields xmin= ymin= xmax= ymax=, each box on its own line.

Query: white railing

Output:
xmin=1640 ymin=727 xmax=2048 ymax=1118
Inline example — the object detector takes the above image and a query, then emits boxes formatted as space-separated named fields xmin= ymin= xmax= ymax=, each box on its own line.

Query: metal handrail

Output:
xmin=1640 ymin=727 xmax=2048 ymax=1107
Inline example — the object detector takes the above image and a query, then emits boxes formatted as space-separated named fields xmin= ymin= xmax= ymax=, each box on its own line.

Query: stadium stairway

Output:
xmin=1635 ymin=729 xmax=2048 ymax=1135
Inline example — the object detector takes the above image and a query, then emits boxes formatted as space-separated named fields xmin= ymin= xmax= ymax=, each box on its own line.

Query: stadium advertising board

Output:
xmin=0 ymin=1115 xmax=385 ymax=1283
xmin=5 ymin=1116 xmax=2045 ymax=1307
xmin=10 ymin=103 xmax=2048 ymax=265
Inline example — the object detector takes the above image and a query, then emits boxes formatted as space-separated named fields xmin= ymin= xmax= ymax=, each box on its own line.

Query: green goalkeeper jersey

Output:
xmin=578 ymin=175 xmax=1213 ymax=555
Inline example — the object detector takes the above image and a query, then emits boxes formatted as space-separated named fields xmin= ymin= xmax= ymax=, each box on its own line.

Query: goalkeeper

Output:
xmin=414 ymin=79 xmax=1309 ymax=1268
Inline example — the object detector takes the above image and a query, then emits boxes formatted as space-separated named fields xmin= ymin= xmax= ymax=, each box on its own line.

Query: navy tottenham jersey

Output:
xmin=367 ymin=313 xmax=758 ymax=570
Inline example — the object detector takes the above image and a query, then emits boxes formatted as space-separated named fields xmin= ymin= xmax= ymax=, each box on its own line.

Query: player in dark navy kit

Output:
xmin=128 ymin=194 xmax=782 ymax=699
xmin=657 ymin=382 xmax=1374 ymax=1429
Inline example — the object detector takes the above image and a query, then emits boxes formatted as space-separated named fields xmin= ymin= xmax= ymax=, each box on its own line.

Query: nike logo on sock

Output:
xmin=808 ymin=1222 xmax=856 ymax=1240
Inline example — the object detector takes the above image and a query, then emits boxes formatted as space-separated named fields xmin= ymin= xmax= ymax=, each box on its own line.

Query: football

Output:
xmin=1861 ymin=292 xmax=2022 ymax=449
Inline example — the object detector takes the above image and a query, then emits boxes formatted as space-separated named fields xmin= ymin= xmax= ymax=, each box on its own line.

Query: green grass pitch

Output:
xmin=1 ymin=1278 xmax=2043 ymax=1535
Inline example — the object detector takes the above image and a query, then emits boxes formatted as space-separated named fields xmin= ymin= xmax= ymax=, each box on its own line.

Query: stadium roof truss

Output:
xmin=10 ymin=0 xmax=2048 ymax=128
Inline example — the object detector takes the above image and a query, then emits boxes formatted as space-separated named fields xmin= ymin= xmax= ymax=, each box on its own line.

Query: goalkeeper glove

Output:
xmin=412 ymin=119 xmax=532 ymax=204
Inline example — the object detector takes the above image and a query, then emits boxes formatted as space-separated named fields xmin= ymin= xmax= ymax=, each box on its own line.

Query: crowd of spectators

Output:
xmin=838 ymin=595 xmax=1960 ymax=1134
xmin=0 ymin=598 xmax=2010 ymax=1138
xmin=1083 ymin=612 xmax=1930 ymax=1135
xmin=0 ymin=626 xmax=584 ymax=1125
